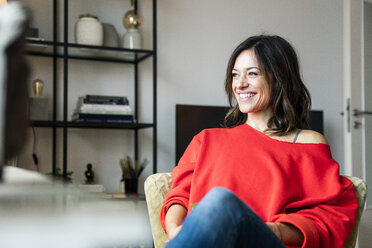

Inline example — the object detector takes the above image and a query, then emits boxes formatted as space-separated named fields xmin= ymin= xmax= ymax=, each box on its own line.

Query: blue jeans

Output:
xmin=165 ymin=187 xmax=285 ymax=248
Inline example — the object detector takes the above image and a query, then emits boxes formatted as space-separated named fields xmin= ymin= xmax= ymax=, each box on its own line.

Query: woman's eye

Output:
xmin=248 ymin=71 xmax=258 ymax=76
xmin=232 ymin=73 xmax=239 ymax=78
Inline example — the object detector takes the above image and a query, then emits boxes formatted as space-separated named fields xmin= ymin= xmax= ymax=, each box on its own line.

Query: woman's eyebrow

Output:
xmin=232 ymin=66 xmax=259 ymax=71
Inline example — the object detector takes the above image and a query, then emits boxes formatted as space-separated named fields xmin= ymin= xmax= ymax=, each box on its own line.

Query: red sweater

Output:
xmin=160 ymin=124 xmax=358 ymax=248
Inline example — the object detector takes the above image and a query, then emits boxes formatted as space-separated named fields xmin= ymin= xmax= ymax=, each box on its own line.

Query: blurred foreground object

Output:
xmin=0 ymin=2 xmax=29 ymax=177
xmin=0 ymin=166 xmax=152 ymax=248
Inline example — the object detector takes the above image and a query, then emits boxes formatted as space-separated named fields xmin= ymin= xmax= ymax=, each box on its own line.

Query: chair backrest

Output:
xmin=144 ymin=173 xmax=367 ymax=248
xmin=144 ymin=173 xmax=172 ymax=248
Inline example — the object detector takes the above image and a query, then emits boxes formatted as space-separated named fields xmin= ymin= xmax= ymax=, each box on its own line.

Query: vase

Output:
xmin=122 ymin=9 xmax=143 ymax=50
xmin=122 ymin=28 xmax=142 ymax=49
xmin=124 ymin=178 xmax=138 ymax=194
xmin=102 ymin=23 xmax=120 ymax=47
xmin=75 ymin=17 xmax=103 ymax=46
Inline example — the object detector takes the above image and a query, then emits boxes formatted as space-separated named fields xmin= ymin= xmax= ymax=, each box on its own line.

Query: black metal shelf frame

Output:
xmin=30 ymin=121 xmax=154 ymax=130
xmin=25 ymin=40 xmax=154 ymax=64
xmin=29 ymin=0 xmax=157 ymax=178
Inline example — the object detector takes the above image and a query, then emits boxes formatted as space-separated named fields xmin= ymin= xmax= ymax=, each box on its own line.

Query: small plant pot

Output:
xmin=124 ymin=178 xmax=138 ymax=194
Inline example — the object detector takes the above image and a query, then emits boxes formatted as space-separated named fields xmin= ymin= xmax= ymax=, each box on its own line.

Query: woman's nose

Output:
xmin=235 ymin=75 xmax=249 ymax=88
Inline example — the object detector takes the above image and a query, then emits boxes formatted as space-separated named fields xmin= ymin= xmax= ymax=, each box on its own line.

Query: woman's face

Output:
xmin=232 ymin=49 xmax=271 ymax=115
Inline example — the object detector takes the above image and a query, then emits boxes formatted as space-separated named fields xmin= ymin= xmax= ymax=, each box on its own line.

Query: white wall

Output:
xmin=156 ymin=0 xmax=345 ymax=172
xmin=364 ymin=1 xmax=372 ymax=207
xmin=17 ymin=0 xmax=345 ymax=193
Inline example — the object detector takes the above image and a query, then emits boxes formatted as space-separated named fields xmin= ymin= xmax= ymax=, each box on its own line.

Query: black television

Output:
xmin=175 ymin=104 xmax=324 ymax=164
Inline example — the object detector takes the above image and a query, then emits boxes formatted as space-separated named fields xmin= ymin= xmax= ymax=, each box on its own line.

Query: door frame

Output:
xmin=343 ymin=0 xmax=366 ymax=180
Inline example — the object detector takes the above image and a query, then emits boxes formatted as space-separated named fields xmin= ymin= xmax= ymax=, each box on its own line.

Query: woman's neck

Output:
xmin=245 ymin=111 xmax=273 ymax=133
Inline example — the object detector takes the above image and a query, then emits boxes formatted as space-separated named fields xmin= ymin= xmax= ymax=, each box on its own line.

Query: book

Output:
xmin=72 ymin=118 xmax=135 ymax=124
xmin=73 ymin=113 xmax=134 ymax=120
xmin=83 ymin=98 xmax=129 ymax=105
xmin=74 ymin=97 xmax=132 ymax=115
xmin=85 ymin=95 xmax=129 ymax=105
xmin=80 ymin=103 xmax=132 ymax=112
xmin=79 ymin=110 xmax=132 ymax=115
xmin=86 ymin=94 xmax=127 ymax=100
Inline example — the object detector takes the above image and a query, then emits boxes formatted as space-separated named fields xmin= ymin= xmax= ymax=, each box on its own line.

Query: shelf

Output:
xmin=25 ymin=0 xmax=158 ymax=181
xmin=30 ymin=120 xmax=154 ymax=130
xmin=96 ymin=192 xmax=146 ymax=201
xmin=24 ymin=40 xmax=153 ymax=64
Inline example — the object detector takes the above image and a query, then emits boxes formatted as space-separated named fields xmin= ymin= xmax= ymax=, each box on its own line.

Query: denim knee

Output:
xmin=202 ymin=187 xmax=240 ymax=206
xmin=208 ymin=187 xmax=234 ymax=197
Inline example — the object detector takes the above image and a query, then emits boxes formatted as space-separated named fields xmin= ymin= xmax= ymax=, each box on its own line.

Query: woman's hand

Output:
xmin=167 ymin=225 xmax=182 ymax=240
xmin=165 ymin=204 xmax=187 ymax=240
xmin=266 ymin=222 xmax=304 ymax=246
xmin=266 ymin=222 xmax=282 ymax=240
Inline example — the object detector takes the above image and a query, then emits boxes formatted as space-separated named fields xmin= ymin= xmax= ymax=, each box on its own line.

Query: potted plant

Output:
xmin=119 ymin=156 xmax=148 ymax=194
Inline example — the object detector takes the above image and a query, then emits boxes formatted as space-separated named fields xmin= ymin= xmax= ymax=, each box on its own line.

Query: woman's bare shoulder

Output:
xmin=297 ymin=129 xmax=328 ymax=144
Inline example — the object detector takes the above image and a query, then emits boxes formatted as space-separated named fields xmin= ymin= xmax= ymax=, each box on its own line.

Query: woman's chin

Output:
xmin=238 ymin=105 xmax=253 ymax=114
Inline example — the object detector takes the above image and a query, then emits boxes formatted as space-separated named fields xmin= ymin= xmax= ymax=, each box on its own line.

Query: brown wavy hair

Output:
xmin=224 ymin=35 xmax=311 ymax=135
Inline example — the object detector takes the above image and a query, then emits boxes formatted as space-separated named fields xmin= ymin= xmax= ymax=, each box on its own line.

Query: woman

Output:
xmin=160 ymin=35 xmax=358 ymax=248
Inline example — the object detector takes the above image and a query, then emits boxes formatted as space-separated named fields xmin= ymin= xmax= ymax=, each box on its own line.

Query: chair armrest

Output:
xmin=343 ymin=176 xmax=368 ymax=248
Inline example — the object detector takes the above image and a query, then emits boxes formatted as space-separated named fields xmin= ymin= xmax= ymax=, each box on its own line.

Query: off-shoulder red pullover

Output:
xmin=160 ymin=124 xmax=358 ymax=248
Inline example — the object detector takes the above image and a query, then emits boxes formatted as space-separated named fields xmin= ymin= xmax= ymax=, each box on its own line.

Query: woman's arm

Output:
xmin=165 ymin=204 xmax=188 ymax=240
xmin=267 ymin=222 xmax=304 ymax=246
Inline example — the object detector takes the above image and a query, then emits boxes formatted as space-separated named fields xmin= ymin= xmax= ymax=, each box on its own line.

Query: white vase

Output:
xmin=75 ymin=17 xmax=103 ymax=46
xmin=122 ymin=28 xmax=143 ymax=49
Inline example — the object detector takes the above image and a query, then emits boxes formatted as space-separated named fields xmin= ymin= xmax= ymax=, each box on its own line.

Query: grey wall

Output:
xmin=18 ymin=0 xmax=345 ymax=193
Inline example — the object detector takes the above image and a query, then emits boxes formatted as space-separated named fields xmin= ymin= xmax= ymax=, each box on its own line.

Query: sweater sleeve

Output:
xmin=159 ymin=134 xmax=202 ymax=232
xmin=270 ymin=176 xmax=358 ymax=248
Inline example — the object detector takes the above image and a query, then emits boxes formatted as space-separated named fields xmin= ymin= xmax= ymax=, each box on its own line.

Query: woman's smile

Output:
xmin=238 ymin=92 xmax=257 ymax=101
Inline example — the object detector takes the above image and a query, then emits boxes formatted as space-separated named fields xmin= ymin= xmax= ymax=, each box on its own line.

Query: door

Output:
xmin=344 ymin=0 xmax=372 ymax=205
xmin=344 ymin=1 xmax=372 ymax=247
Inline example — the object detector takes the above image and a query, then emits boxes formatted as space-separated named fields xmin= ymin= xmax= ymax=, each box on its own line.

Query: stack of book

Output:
xmin=72 ymin=95 xmax=134 ymax=123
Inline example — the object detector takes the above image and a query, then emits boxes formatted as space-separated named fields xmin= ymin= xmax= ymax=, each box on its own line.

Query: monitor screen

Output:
xmin=175 ymin=104 xmax=323 ymax=164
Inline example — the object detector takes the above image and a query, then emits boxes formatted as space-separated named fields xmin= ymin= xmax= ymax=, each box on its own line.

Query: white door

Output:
xmin=344 ymin=1 xmax=372 ymax=247
xmin=344 ymin=0 xmax=372 ymax=205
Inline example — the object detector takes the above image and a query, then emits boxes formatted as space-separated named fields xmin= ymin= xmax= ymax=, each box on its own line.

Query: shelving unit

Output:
xmin=24 ymin=0 xmax=157 ymax=180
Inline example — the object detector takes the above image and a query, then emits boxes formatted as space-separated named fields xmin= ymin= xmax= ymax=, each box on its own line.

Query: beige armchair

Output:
xmin=144 ymin=173 xmax=367 ymax=248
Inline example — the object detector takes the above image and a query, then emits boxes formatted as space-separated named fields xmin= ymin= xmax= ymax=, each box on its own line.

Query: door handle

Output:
xmin=353 ymin=109 xmax=372 ymax=117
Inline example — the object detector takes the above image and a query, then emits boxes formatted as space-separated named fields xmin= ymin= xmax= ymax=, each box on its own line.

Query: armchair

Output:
xmin=144 ymin=173 xmax=367 ymax=248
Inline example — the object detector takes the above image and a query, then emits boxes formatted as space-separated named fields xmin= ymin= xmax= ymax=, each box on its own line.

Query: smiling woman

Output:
xmin=160 ymin=34 xmax=358 ymax=248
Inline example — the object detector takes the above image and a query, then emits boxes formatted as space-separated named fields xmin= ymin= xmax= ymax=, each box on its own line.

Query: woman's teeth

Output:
xmin=240 ymin=93 xmax=256 ymax=99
